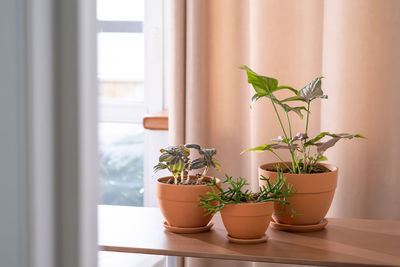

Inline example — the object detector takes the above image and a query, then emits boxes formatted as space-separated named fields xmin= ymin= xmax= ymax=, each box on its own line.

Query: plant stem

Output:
xmin=270 ymin=98 xmax=288 ymax=138
xmin=268 ymin=98 xmax=297 ymax=172
xmin=303 ymin=101 xmax=311 ymax=172
xmin=286 ymin=111 xmax=292 ymax=139
xmin=198 ymin=166 xmax=208 ymax=183
xmin=305 ymin=101 xmax=311 ymax=136
xmin=271 ymin=151 xmax=292 ymax=172
xmin=285 ymin=110 xmax=298 ymax=172
xmin=174 ymin=174 xmax=178 ymax=185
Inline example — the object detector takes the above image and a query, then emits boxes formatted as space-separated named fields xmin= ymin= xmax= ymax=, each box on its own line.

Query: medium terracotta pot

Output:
xmin=259 ymin=162 xmax=338 ymax=225
xmin=156 ymin=176 xmax=221 ymax=228
xmin=220 ymin=201 xmax=273 ymax=239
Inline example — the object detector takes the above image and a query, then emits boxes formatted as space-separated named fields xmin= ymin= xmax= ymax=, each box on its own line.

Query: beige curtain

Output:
xmin=166 ymin=0 xmax=400 ymax=266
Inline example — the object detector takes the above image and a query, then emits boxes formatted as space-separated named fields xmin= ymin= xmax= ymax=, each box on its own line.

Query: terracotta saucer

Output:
xmin=270 ymin=218 xmax=328 ymax=232
xmin=163 ymin=221 xmax=214 ymax=234
xmin=226 ymin=234 xmax=268 ymax=244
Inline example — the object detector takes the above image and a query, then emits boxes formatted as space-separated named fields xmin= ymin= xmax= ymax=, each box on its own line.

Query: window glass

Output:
xmin=98 ymin=33 xmax=144 ymax=102
xmin=99 ymin=123 xmax=144 ymax=206
xmin=97 ymin=0 xmax=145 ymax=207
xmin=97 ymin=0 xmax=144 ymax=21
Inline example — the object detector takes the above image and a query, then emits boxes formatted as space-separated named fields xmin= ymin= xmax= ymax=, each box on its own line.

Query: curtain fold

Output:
xmin=322 ymin=0 xmax=400 ymax=220
xmin=166 ymin=0 xmax=400 ymax=266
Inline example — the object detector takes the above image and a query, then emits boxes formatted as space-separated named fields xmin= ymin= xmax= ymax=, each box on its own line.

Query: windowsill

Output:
xmin=142 ymin=109 xmax=168 ymax=130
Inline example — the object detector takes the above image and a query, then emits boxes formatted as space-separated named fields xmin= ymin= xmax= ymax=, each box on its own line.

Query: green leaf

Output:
xmin=239 ymin=65 xmax=278 ymax=96
xmin=304 ymin=132 xmax=365 ymax=156
xmin=291 ymin=132 xmax=308 ymax=142
xmin=184 ymin=144 xmax=200 ymax=150
xmin=276 ymin=85 xmax=298 ymax=95
xmin=281 ymin=95 xmax=307 ymax=103
xmin=304 ymin=131 xmax=331 ymax=147
xmin=241 ymin=143 xmax=298 ymax=154
xmin=153 ymin=162 xmax=168 ymax=174
xmin=159 ymin=152 xmax=174 ymax=163
xmin=212 ymin=158 xmax=222 ymax=171
xmin=250 ymin=93 xmax=262 ymax=107
xmin=272 ymin=135 xmax=290 ymax=144
xmin=190 ymin=158 xmax=207 ymax=170
xmin=305 ymin=132 xmax=364 ymax=147
xmin=279 ymin=103 xmax=307 ymax=119
xmin=299 ymin=77 xmax=328 ymax=101
xmin=316 ymin=155 xmax=328 ymax=162
xmin=171 ymin=158 xmax=184 ymax=173
xmin=241 ymin=144 xmax=271 ymax=154
xmin=266 ymin=93 xmax=307 ymax=119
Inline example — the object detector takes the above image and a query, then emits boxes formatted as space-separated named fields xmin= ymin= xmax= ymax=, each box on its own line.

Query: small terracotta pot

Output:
xmin=220 ymin=202 xmax=273 ymax=239
xmin=259 ymin=162 xmax=338 ymax=225
xmin=156 ymin=176 xmax=221 ymax=228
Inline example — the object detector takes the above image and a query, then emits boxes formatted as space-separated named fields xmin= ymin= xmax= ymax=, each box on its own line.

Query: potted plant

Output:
xmin=199 ymin=170 xmax=295 ymax=243
xmin=153 ymin=144 xmax=221 ymax=233
xmin=240 ymin=65 xmax=364 ymax=231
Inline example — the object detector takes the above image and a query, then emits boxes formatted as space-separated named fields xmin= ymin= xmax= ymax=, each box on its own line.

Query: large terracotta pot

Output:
xmin=220 ymin=201 xmax=273 ymax=239
xmin=156 ymin=176 xmax=221 ymax=228
xmin=259 ymin=162 xmax=338 ymax=225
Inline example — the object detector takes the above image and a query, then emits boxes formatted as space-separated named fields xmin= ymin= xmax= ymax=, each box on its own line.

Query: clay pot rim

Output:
xmin=259 ymin=162 xmax=338 ymax=175
xmin=157 ymin=175 xmax=221 ymax=187
xmin=224 ymin=201 xmax=273 ymax=207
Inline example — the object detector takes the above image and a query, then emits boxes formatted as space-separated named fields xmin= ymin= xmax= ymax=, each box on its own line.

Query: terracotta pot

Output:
xmin=220 ymin=201 xmax=273 ymax=239
xmin=156 ymin=176 xmax=221 ymax=228
xmin=259 ymin=162 xmax=338 ymax=225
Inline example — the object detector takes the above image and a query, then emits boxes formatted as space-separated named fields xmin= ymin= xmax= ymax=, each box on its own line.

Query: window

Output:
xmin=97 ymin=0 xmax=148 ymax=207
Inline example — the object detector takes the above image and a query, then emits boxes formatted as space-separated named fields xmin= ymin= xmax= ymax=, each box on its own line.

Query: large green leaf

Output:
xmin=240 ymin=65 xmax=278 ymax=96
xmin=299 ymin=77 xmax=328 ymax=101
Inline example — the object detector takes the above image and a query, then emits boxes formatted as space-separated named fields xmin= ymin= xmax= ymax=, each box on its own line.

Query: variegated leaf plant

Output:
xmin=240 ymin=65 xmax=365 ymax=173
xmin=153 ymin=144 xmax=221 ymax=184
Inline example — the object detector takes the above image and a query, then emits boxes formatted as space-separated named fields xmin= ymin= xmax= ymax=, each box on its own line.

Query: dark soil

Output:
xmin=160 ymin=178 xmax=213 ymax=185
xmin=266 ymin=165 xmax=331 ymax=174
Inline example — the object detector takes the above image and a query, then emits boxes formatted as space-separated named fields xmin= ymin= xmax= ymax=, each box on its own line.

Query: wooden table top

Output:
xmin=98 ymin=205 xmax=400 ymax=267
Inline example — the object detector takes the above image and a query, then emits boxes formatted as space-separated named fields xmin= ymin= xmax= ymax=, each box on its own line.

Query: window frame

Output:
xmin=97 ymin=0 xmax=166 ymax=124
xmin=97 ymin=0 xmax=167 ymax=208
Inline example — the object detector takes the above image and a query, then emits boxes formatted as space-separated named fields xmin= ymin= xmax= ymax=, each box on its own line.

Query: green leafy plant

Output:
xmin=240 ymin=65 xmax=365 ymax=174
xmin=153 ymin=144 xmax=221 ymax=185
xmin=199 ymin=168 xmax=296 ymax=216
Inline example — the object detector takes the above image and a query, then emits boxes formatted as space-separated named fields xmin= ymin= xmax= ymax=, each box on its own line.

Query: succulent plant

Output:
xmin=199 ymin=167 xmax=296 ymax=216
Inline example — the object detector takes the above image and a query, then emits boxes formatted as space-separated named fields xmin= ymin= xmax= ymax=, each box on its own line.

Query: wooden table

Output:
xmin=98 ymin=205 xmax=400 ymax=267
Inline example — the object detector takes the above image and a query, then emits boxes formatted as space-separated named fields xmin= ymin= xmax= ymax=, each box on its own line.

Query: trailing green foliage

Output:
xmin=240 ymin=65 xmax=365 ymax=173
xmin=153 ymin=144 xmax=221 ymax=184
xmin=199 ymin=168 xmax=296 ymax=216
